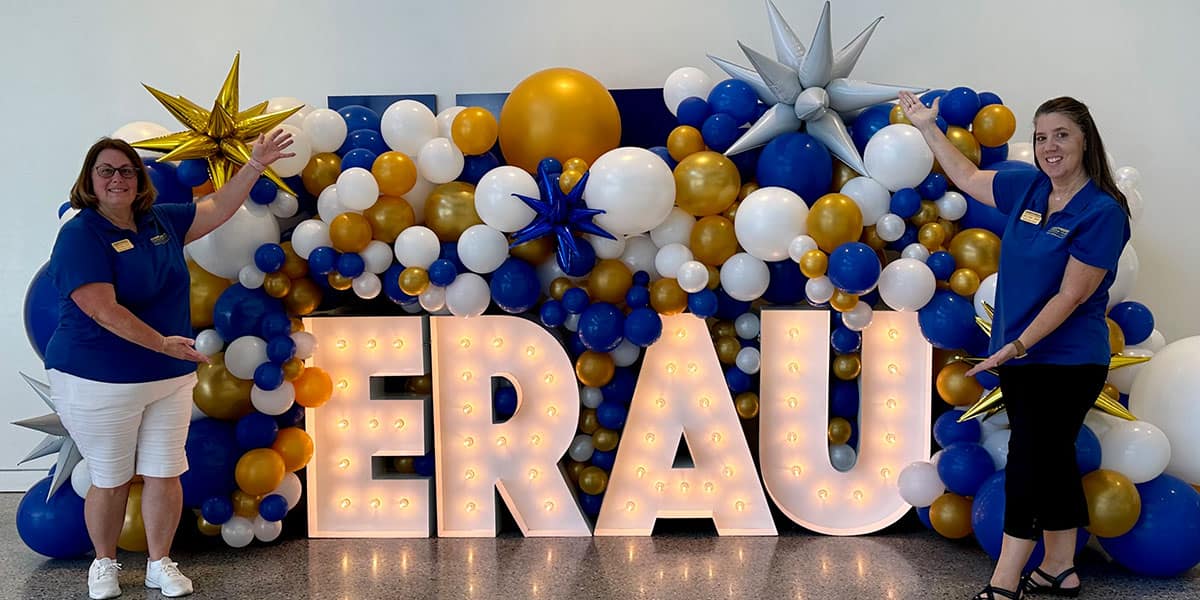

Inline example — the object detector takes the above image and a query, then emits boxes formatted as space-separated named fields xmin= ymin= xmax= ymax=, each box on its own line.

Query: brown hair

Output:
xmin=69 ymin=138 xmax=157 ymax=213
xmin=1033 ymin=97 xmax=1129 ymax=217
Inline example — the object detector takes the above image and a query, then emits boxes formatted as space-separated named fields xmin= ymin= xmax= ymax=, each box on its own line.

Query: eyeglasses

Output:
xmin=94 ymin=164 xmax=139 ymax=179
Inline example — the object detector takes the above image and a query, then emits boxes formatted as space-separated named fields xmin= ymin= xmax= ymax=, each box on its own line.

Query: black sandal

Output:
xmin=974 ymin=584 xmax=1023 ymax=599
xmin=1022 ymin=566 xmax=1081 ymax=597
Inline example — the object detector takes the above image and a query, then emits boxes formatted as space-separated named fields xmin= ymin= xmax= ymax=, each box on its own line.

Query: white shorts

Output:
xmin=47 ymin=369 xmax=197 ymax=489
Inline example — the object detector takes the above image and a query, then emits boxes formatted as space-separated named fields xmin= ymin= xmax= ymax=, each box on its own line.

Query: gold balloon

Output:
xmin=563 ymin=157 xmax=590 ymax=172
xmin=937 ymin=361 xmax=984 ymax=407
xmin=930 ymin=493 xmax=974 ymax=539
xmin=280 ymin=242 xmax=308 ymax=279
xmin=272 ymin=427 xmax=314 ymax=472
xmin=674 ymin=151 xmax=741 ymax=216
xmin=949 ymin=268 xmax=981 ymax=296
xmin=451 ymin=106 xmax=499 ymax=155
xmin=327 ymin=272 xmax=353 ymax=291
xmin=363 ymin=195 xmax=415 ymax=244
xmin=828 ymin=417 xmax=852 ymax=445
xmin=1083 ymin=469 xmax=1141 ymax=537
xmin=667 ymin=125 xmax=706 ymax=161
xmin=578 ymin=466 xmax=609 ymax=495
xmin=510 ymin=235 xmax=555 ymax=264
xmin=330 ymin=212 xmax=375 ymax=254
xmin=722 ymin=200 xmax=740 ymax=222
xmin=262 ymin=271 xmax=292 ymax=299
xmin=861 ymin=226 xmax=886 ymax=252
xmin=235 ymin=448 xmax=286 ymax=496
xmin=391 ymin=457 xmax=415 ymax=474
xmin=290 ymin=317 xmax=303 ymax=332
xmin=399 ymin=266 xmax=430 ymax=296
xmin=575 ymin=351 xmax=616 ymax=388
xmin=889 ymin=103 xmax=912 ymax=125
xmin=712 ymin=321 xmax=736 ymax=339
xmin=407 ymin=375 xmax=433 ymax=394
xmin=738 ymin=182 xmax=759 ymax=201
xmin=593 ymin=428 xmax=620 ymax=452
xmin=972 ymin=104 xmax=1017 ymax=148
xmin=918 ymin=222 xmax=948 ymax=251
xmin=830 ymin=290 xmax=859 ymax=313
xmin=807 ymin=193 xmax=864 ymax=253
xmin=283 ymin=277 xmax=322 ymax=316
xmin=690 ymin=216 xmax=739 ymax=266
xmin=372 ymin=151 xmax=417 ymax=197
xmin=735 ymin=392 xmax=760 ymax=419
xmin=913 ymin=201 xmax=940 ymax=227
xmin=232 ymin=490 xmax=262 ymax=519
xmin=579 ymin=408 xmax=600 ymax=435
xmin=117 ymin=482 xmax=148 ymax=552
xmin=650 ymin=278 xmax=688 ymax=315
xmin=832 ymin=353 xmax=862 ymax=380
xmin=293 ymin=366 xmax=333 ymax=408
xmin=194 ymin=352 xmax=253 ymax=420
xmin=189 ymin=260 xmax=232 ymax=329
xmin=799 ymin=249 xmax=828 ymax=278
xmin=425 ymin=182 xmax=481 ymax=241
xmin=559 ymin=168 xmax=585 ymax=193
xmin=946 ymin=126 xmax=981 ymax=165
xmin=587 ymin=259 xmax=633 ymax=304
xmin=498 ymin=67 xmax=621 ymax=172
xmin=282 ymin=358 xmax=304 ymax=381
xmin=715 ymin=336 xmax=741 ymax=365
xmin=1107 ymin=318 xmax=1126 ymax=354
xmin=197 ymin=515 xmax=221 ymax=537
xmin=302 ymin=152 xmax=342 ymax=197
xmin=938 ymin=218 xmax=959 ymax=240
xmin=706 ymin=264 xmax=721 ymax=290
xmin=831 ymin=158 xmax=857 ymax=193
xmin=549 ymin=277 xmax=574 ymax=301
xmin=949 ymin=228 xmax=1002 ymax=279
xmin=567 ymin=461 xmax=586 ymax=483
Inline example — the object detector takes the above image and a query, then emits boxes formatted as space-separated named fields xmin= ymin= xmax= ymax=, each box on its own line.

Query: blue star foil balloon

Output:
xmin=509 ymin=161 xmax=616 ymax=276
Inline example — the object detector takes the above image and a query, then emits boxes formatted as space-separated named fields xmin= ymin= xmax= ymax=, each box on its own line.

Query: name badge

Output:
xmin=1048 ymin=226 xmax=1071 ymax=239
xmin=1020 ymin=209 xmax=1043 ymax=225
xmin=151 ymin=232 xmax=170 ymax=246
xmin=111 ymin=239 xmax=134 ymax=252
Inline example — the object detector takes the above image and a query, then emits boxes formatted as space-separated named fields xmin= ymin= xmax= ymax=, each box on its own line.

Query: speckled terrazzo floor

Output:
xmin=2 ymin=494 xmax=1196 ymax=600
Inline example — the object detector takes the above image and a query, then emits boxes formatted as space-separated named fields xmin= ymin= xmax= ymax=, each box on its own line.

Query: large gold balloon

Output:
xmin=293 ymin=366 xmax=333 ymax=408
xmin=194 ymin=352 xmax=253 ymax=420
xmin=272 ymin=427 xmax=314 ymax=472
xmin=425 ymin=182 xmax=481 ymax=241
xmin=799 ymin=249 xmax=828 ymax=278
xmin=1083 ymin=469 xmax=1141 ymax=537
xmin=832 ymin=353 xmax=862 ymax=380
xmin=674 ymin=151 xmax=740 ymax=216
xmin=279 ymin=242 xmax=308 ymax=279
xmin=451 ymin=106 xmax=499 ymax=156
xmin=831 ymin=159 xmax=856 ymax=193
xmin=371 ymin=151 xmax=417 ymax=197
xmin=715 ymin=336 xmax=741 ymax=365
xmin=363 ymin=195 xmax=415 ymax=243
xmin=575 ymin=351 xmax=616 ymax=388
xmin=592 ymin=428 xmax=620 ymax=452
xmin=587 ymin=259 xmax=633 ymax=304
xmin=578 ymin=466 xmax=609 ymax=495
xmin=301 ymin=152 xmax=341 ymax=197
xmin=690 ymin=216 xmax=739 ymax=266
xmin=667 ymin=125 xmax=706 ymax=161
xmin=1107 ymin=318 xmax=1125 ymax=354
xmin=973 ymin=104 xmax=1017 ymax=148
xmin=948 ymin=228 xmax=1002 ymax=279
xmin=828 ymin=417 xmax=852 ymax=445
xmin=579 ymin=408 xmax=600 ymax=435
xmin=650 ymin=278 xmax=688 ymax=315
xmin=937 ymin=362 xmax=985 ymax=406
xmin=498 ymin=68 xmax=621 ymax=172
xmin=235 ymin=448 xmax=286 ymax=496
xmin=189 ymin=260 xmax=232 ymax=329
xmin=283 ymin=277 xmax=322 ymax=316
xmin=117 ymin=482 xmax=148 ymax=552
xmin=510 ymin=235 xmax=555 ymax=264
xmin=930 ymin=493 xmax=974 ymax=539
xmin=807 ymin=194 xmax=864 ymax=253
xmin=946 ymin=126 xmax=981 ymax=165
xmin=262 ymin=272 xmax=292 ymax=299
xmin=330 ymin=212 xmax=374 ymax=253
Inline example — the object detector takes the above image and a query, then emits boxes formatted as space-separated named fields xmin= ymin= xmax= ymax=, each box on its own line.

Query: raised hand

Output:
xmin=251 ymin=128 xmax=297 ymax=167
xmin=898 ymin=90 xmax=940 ymax=132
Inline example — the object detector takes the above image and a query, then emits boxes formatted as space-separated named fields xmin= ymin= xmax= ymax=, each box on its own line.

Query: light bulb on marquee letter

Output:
xmin=431 ymin=316 xmax=589 ymax=537
xmin=595 ymin=314 xmax=776 ymax=536
xmin=305 ymin=316 xmax=433 ymax=538
xmin=758 ymin=310 xmax=931 ymax=535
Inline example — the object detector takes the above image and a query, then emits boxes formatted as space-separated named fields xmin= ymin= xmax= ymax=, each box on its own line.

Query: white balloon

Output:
xmin=580 ymin=387 xmax=604 ymax=409
xmin=1100 ymin=420 xmax=1171 ymax=484
xmin=195 ymin=329 xmax=224 ymax=356
xmin=1107 ymin=245 xmax=1138 ymax=309
xmin=980 ymin=429 xmax=1011 ymax=470
xmin=291 ymin=331 xmax=317 ymax=360
xmin=70 ymin=458 xmax=91 ymax=498
xmin=336 ymin=168 xmax=380 ymax=211
xmin=435 ymin=106 xmax=467 ymax=139
xmin=111 ymin=121 xmax=170 ymax=157
xmin=381 ymin=100 xmax=438 ymax=156
xmin=251 ymin=382 xmax=295 ymax=416
xmin=929 ymin=449 xmax=944 ymax=468
xmin=536 ymin=256 xmax=571 ymax=295
xmin=655 ymin=244 xmax=694 ymax=282
xmin=186 ymin=202 xmax=280 ymax=279
xmin=588 ymin=234 xmax=626 ymax=260
xmin=1107 ymin=348 xmax=1153 ymax=394
xmin=394 ymin=226 xmax=441 ymax=268
xmin=59 ymin=207 xmax=81 ymax=229
xmin=897 ymin=461 xmax=944 ymax=507
xmin=445 ymin=273 xmax=490 ymax=317
xmin=974 ymin=273 xmax=998 ymax=320
xmin=650 ymin=208 xmax=696 ymax=247
xmin=1128 ymin=336 xmax=1200 ymax=483
xmin=317 ymin=185 xmax=355 ymax=223
xmin=735 ymin=347 xmax=761 ymax=374
xmin=877 ymin=258 xmax=936 ymax=311
xmin=805 ymin=276 xmax=835 ymax=304
xmin=360 ymin=240 xmax=395 ymax=274
xmin=457 ymin=224 xmax=508 ymax=274
xmin=269 ymin=191 xmax=299 ymax=219
xmin=265 ymin=96 xmax=311 ymax=128
xmin=934 ymin=191 xmax=967 ymax=221
xmin=1115 ymin=166 xmax=1141 ymax=188
xmin=474 ymin=166 xmax=538 ymax=232
xmin=273 ymin=472 xmax=303 ymax=509
xmin=620 ymin=235 xmax=660 ymax=279
xmin=735 ymin=186 xmax=810 ymax=261
xmin=788 ymin=235 xmax=819 ymax=262
xmin=267 ymin=124 xmax=312 ymax=178
xmin=253 ymin=515 xmax=283 ymax=542
xmin=842 ymin=301 xmax=874 ymax=331
xmin=238 ymin=264 xmax=265 ymax=289
xmin=610 ymin=340 xmax=641 ymax=367
xmin=416 ymin=137 xmax=464 ymax=184
xmin=563 ymin=313 xmax=580 ymax=332
xmin=224 ymin=336 xmax=267 ymax=380
xmin=302 ymin=108 xmax=348 ymax=154
xmin=874 ymin=213 xmax=906 ymax=242
xmin=676 ymin=260 xmax=710 ymax=293
xmin=568 ymin=434 xmax=595 ymax=462
xmin=663 ymin=67 xmax=714 ymax=116
xmin=584 ymin=147 xmax=675 ymax=235
xmin=1084 ymin=411 xmax=1118 ymax=439
xmin=1008 ymin=141 xmax=1034 ymax=164
xmin=1130 ymin=329 xmax=1166 ymax=353
xmin=901 ymin=243 xmax=931 ymax=261
xmin=221 ymin=516 xmax=255 ymax=548
xmin=352 ymin=272 xmax=382 ymax=299
xmin=839 ymin=177 xmax=892 ymax=225
xmin=1125 ymin=188 xmax=1144 ymax=226
xmin=719 ymin=253 xmax=770 ymax=301
xmin=406 ymin=175 xmax=435 ymax=224
xmin=419 ymin=286 xmax=446 ymax=312
xmin=734 ymin=313 xmax=760 ymax=339
xmin=864 ymin=124 xmax=933 ymax=191
xmin=290 ymin=219 xmax=332 ymax=260
xmin=830 ymin=444 xmax=857 ymax=471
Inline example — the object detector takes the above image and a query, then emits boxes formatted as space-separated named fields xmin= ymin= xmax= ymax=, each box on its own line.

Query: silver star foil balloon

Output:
xmin=13 ymin=372 xmax=83 ymax=500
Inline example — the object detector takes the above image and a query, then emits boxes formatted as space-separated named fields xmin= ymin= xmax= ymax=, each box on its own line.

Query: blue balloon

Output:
xmin=979 ymin=144 xmax=1009 ymax=168
xmin=960 ymin=192 xmax=1009 ymax=236
xmin=725 ymin=367 xmax=752 ymax=394
xmin=383 ymin=264 xmax=417 ymax=305
xmin=438 ymin=241 xmax=466 ymax=272
xmin=916 ymin=506 xmax=933 ymax=530
xmin=715 ymin=287 xmax=752 ymax=320
xmin=176 ymin=159 xmax=210 ymax=187
xmin=236 ymin=412 xmax=280 ymax=450
xmin=919 ymin=290 xmax=981 ymax=350
xmin=539 ymin=299 xmax=566 ymax=327
xmin=625 ymin=285 xmax=650 ymax=309
xmin=920 ymin=90 xmax=948 ymax=106
xmin=827 ymin=242 xmax=881 ymax=294
xmin=632 ymin=271 xmax=651 ymax=286
xmin=1108 ymin=301 xmax=1154 ymax=345
xmin=267 ymin=335 xmax=296 ymax=364
xmin=144 ymin=160 xmax=191 ymax=204
xmin=596 ymin=401 xmax=628 ymax=430
xmin=933 ymin=410 xmax=981 ymax=448
xmin=939 ymin=87 xmax=981 ymax=127
xmin=340 ymin=129 xmax=388 ymax=156
xmin=707 ymin=79 xmax=759 ymax=125
xmin=413 ymin=453 xmax=435 ymax=477
xmin=338 ymin=105 xmax=381 ymax=133
xmin=1075 ymin=425 xmax=1102 ymax=474
xmin=201 ymin=495 xmax=234 ymax=525
xmin=275 ymin=403 xmax=305 ymax=429
xmin=494 ymin=386 xmax=518 ymax=418
xmin=254 ymin=243 xmax=286 ymax=273
xmin=687 ymin=289 xmax=719 ymax=318
xmin=16 ymin=477 xmax=91 ymax=558
xmin=249 ymin=177 xmax=278 ymax=205
xmin=254 ymin=362 xmax=285 ymax=391
xmin=307 ymin=246 xmax=339 ymax=275
xmin=538 ymin=158 xmax=563 ymax=174
xmin=337 ymin=252 xmax=365 ymax=279
xmin=917 ymin=173 xmax=948 ymax=200
xmin=647 ymin=146 xmax=676 ymax=170
xmin=830 ymin=379 xmax=860 ymax=419
xmin=557 ymin=235 xmax=596 ymax=277
xmin=886 ymin=227 xmax=919 ymax=252
xmin=562 ymin=288 xmax=590 ymax=314
xmin=972 ymin=471 xmax=1088 ymax=568
xmin=730 ymin=146 xmax=761 ymax=181
xmin=850 ymin=104 xmax=893 ymax=153
xmin=978 ymin=91 xmax=1004 ymax=107
xmin=260 ymin=311 xmax=292 ymax=341
xmin=23 ymin=262 xmax=57 ymax=360
xmin=937 ymin=442 xmax=996 ymax=496
xmin=258 ymin=494 xmax=289 ymax=522
xmin=926 ymin=251 xmax=957 ymax=281
xmin=830 ymin=326 xmax=862 ymax=354
xmin=623 ymin=308 xmax=662 ymax=347
xmin=602 ymin=368 xmax=638 ymax=405
xmin=975 ymin=369 xmax=1000 ymax=390
xmin=756 ymin=133 xmax=833 ymax=204
xmin=566 ymin=334 xmax=588 ymax=359
xmin=489 ymin=258 xmax=540 ymax=313
xmin=1098 ymin=474 xmax=1200 ymax=577
xmin=578 ymin=302 xmax=625 ymax=352
xmin=701 ymin=113 xmax=741 ymax=153
xmin=459 ymin=152 xmax=500 ymax=185
xmin=579 ymin=491 xmax=605 ymax=516
xmin=762 ymin=259 xmax=807 ymax=304
xmin=428 ymin=259 xmax=458 ymax=287
xmin=677 ymin=97 xmax=711 ymax=128
xmin=590 ymin=449 xmax=616 ymax=472
xmin=890 ymin=188 xmax=922 ymax=219
xmin=180 ymin=419 xmax=239 ymax=508
xmin=213 ymin=284 xmax=284 ymax=341
xmin=340 ymin=148 xmax=378 ymax=171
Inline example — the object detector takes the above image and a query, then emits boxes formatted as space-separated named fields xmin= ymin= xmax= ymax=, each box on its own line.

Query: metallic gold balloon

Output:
xmin=706 ymin=264 xmax=721 ymax=290
xmin=327 ymin=272 xmax=353 ymax=291
xmin=715 ymin=336 xmax=741 ymax=365
xmin=1107 ymin=318 xmax=1126 ymax=354
xmin=734 ymin=392 xmax=759 ymax=419
xmin=831 ymin=158 xmax=856 ymax=193
xmin=509 ymin=235 xmax=555 ymax=264
xmin=938 ymin=218 xmax=959 ymax=240
xmin=232 ymin=490 xmax=262 ymax=519
xmin=293 ymin=366 xmax=333 ymax=408
xmin=563 ymin=157 xmax=589 ymax=172
xmin=832 ymin=353 xmax=862 ymax=380
xmin=391 ymin=457 xmax=415 ymax=474
xmin=272 ymin=427 xmax=314 ymax=472
xmin=650 ymin=278 xmax=688 ymax=315
xmin=592 ymin=428 xmax=620 ymax=452
xmin=399 ymin=267 xmax=430 ymax=296
xmin=117 ymin=482 xmax=148 ymax=552
xmin=713 ymin=321 xmax=736 ymax=339
xmin=189 ymin=260 xmax=232 ymax=329
xmin=262 ymin=272 xmax=292 ymax=299
xmin=451 ymin=106 xmax=499 ymax=155
xmin=799 ymin=249 xmax=828 ymax=278
xmin=830 ymin=290 xmax=859 ymax=313
xmin=918 ymin=222 xmax=948 ymax=251
xmin=587 ymin=259 xmax=633 ymax=304
xmin=549 ymin=277 xmax=574 ymax=301
xmin=282 ymin=277 xmax=322 ymax=316
xmin=667 ymin=125 xmax=706 ymax=161
xmin=371 ymin=151 xmax=417 ymax=197
xmin=912 ymin=201 xmax=940 ymax=227
xmin=235 ymin=448 xmax=286 ymax=496
xmin=407 ymin=375 xmax=433 ymax=394
xmin=302 ymin=152 xmax=342 ymax=197
xmin=930 ymin=493 xmax=973 ymax=539
xmin=363 ymin=195 xmax=415 ymax=244
xmin=889 ymin=103 xmax=912 ymax=125
xmin=280 ymin=242 xmax=308 ymax=279
xmin=567 ymin=461 xmax=586 ymax=483
xmin=690 ymin=216 xmax=739 ymax=266
xmin=1082 ymin=469 xmax=1141 ymax=537
xmin=949 ymin=228 xmax=1002 ymax=279
xmin=498 ymin=67 xmax=621 ymax=172
xmin=559 ymin=168 xmax=585 ymax=193
xmin=807 ymin=193 xmax=864 ymax=252
xmin=194 ymin=352 xmax=253 ymax=420
xmin=937 ymin=361 xmax=984 ymax=407
xmin=579 ymin=409 xmax=600 ymax=435
xmin=949 ymin=268 xmax=981 ymax=297
xmin=425 ymin=181 xmax=481 ymax=241
xmin=330 ymin=212 xmax=374 ymax=253
xmin=946 ymin=126 xmax=981 ymax=165
xmin=197 ymin=515 xmax=221 ymax=537
xmin=575 ymin=351 xmax=616 ymax=388
xmin=738 ymin=182 xmax=759 ymax=201
xmin=674 ymin=151 xmax=740 ymax=216
xmin=578 ymin=466 xmax=609 ymax=495
xmin=861 ymin=226 xmax=886 ymax=252
xmin=282 ymin=358 xmax=304 ymax=381
xmin=722 ymin=200 xmax=740 ymax=222
xmin=828 ymin=417 xmax=852 ymax=445
xmin=972 ymin=104 xmax=1017 ymax=148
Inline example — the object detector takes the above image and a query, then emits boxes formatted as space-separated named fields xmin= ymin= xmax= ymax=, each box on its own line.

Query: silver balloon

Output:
xmin=830 ymin=444 xmax=857 ymax=471
xmin=568 ymin=434 xmax=595 ymax=462
xmin=580 ymin=387 xmax=604 ymax=409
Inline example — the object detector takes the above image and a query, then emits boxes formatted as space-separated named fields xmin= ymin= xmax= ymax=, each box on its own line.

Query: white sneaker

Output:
xmin=88 ymin=557 xmax=122 ymax=600
xmin=144 ymin=557 xmax=193 ymax=597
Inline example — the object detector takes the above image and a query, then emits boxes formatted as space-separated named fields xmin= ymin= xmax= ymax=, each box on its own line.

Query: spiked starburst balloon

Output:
xmin=13 ymin=373 xmax=82 ymax=500
xmin=509 ymin=163 xmax=616 ymax=276
xmin=132 ymin=53 xmax=300 ymax=194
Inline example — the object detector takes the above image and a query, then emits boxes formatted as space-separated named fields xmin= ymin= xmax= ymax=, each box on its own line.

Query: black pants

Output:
xmin=999 ymin=363 xmax=1108 ymax=540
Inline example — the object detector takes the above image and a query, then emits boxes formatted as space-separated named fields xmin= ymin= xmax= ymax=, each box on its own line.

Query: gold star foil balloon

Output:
xmin=132 ymin=53 xmax=300 ymax=194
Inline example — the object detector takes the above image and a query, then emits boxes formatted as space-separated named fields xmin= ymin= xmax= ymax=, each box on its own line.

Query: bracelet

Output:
xmin=1011 ymin=339 xmax=1028 ymax=358
xmin=247 ymin=158 xmax=267 ymax=173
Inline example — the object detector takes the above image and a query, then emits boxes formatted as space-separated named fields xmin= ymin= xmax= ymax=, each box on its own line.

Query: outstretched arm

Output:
xmin=898 ymin=91 xmax=997 ymax=207
xmin=185 ymin=128 xmax=295 ymax=244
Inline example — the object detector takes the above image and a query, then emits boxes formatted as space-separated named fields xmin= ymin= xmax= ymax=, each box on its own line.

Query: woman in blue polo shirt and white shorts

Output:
xmin=900 ymin=92 xmax=1130 ymax=600
xmin=46 ymin=130 xmax=293 ymax=599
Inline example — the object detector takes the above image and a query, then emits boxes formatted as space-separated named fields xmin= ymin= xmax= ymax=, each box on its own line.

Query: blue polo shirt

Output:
xmin=44 ymin=203 xmax=198 ymax=383
xmin=989 ymin=169 xmax=1129 ymax=365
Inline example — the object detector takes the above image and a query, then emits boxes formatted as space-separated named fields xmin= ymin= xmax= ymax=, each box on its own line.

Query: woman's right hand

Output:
xmin=898 ymin=90 xmax=940 ymax=132
xmin=163 ymin=335 xmax=210 ymax=363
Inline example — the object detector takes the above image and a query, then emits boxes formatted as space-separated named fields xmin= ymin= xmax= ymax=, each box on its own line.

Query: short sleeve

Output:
xmin=991 ymin=168 xmax=1040 ymax=215
xmin=1069 ymin=202 xmax=1130 ymax=270
xmin=152 ymin=202 xmax=197 ymax=241
xmin=49 ymin=220 xmax=113 ymax=295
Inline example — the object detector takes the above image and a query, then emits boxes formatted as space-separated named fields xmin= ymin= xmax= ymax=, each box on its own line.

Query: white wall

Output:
xmin=0 ymin=0 xmax=1195 ymax=489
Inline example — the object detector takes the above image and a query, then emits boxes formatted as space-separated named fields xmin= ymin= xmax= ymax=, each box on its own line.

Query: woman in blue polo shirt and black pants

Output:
xmin=46 ymin=130 xmax=293 ymax=599
xmin=900 ymin=92 xmax=1130 ymax=600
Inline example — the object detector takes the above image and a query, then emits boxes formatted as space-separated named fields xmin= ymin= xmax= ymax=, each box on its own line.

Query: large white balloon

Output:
xmin=584 ymin=147 xmax=675 ymax=235
xmin=877 ymin=258 xmax=936 ymax=311
xmin=406 ymin=175 xmax=435 ymax=223
xmin=381 ymin=100 xmax=437 ymax=156
xmin=650 ymin=207 xmax=696 ymax=247
xmin=619 ymin=235 xmax=660 ymax=279
xmin=676 ymin=260 xmax=710 ymax=293
xmin=416 ymin=137 xmax=464 ymax=184
xmin=1107 ymin=244 xmax=1138 ymax=309
xmin=897 ymin=461 xmax=944 ymax=507
xmin=735 ymin=186 xmax=809 ymax=261
xmin=839 ymin=177 xmax=892 ymax=225
xmin=662 ymin=67 xmax=715 ymax=116
xmin=111 ymin=121 xmax=170 ymax=157
xmin=588 ymin=233 xmax=626 ymax=260
xmin=863 ymin=124 xmax=933 ymax=191
xmin=1100 ymin=420 xmax=1171 ymax=484
xmin=445 ymin=273 xmax=490 ymax=317
xmin=1130 ymin=329 xmax=1166 ymax=353
xmin=1107 ymin=348 xmax=1153 ymax=394
xmin=474 ymin=166 xmax=538 ymax=232
xmin=273 ymin=472 xmax=303 ymax=509
xmin=317 ymin=185 xmax=354 ymax=223
xmin=70 ymin=458 xmax=92 ymax=498
xmin=265 ymin=96 xmax=312 ymax=128
xmin=336 ymin=168 xmax=380 ymax=211
xmin=187 ymin=202 xmax=280 ymax=279
xmin=456 ymin=224 xmax=508 ymax=274
xmin=719 ymin=253 xmax=770 ymax=301
xmin=290 ymin=219 xmax=331 ymax=260
xmin=360 ymin=240 xmax=395 ymax=274
xmin=435 ymin=106 xmax=467 ymax=139
xmin=1128 ymin=336 xmax=1200 ymax=484
xmin=980 ymin=429 xmax=1011 ymax=470
xmin=302 ymin=108 xmax=348 ymax=154
xmin=224 ymin=336 xmax=267 ymax=380
xmin=393 ymin=226 xmax=441 ymax=268
xmin=267 ymin=124 xmax=312 ymax=178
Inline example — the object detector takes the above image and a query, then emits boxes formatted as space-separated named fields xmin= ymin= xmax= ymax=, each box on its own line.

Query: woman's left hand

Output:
xmin=964 ymin=342 xmax=1021 ymax=377
xmin=251 ymin=128 xmax=296 ymax=167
